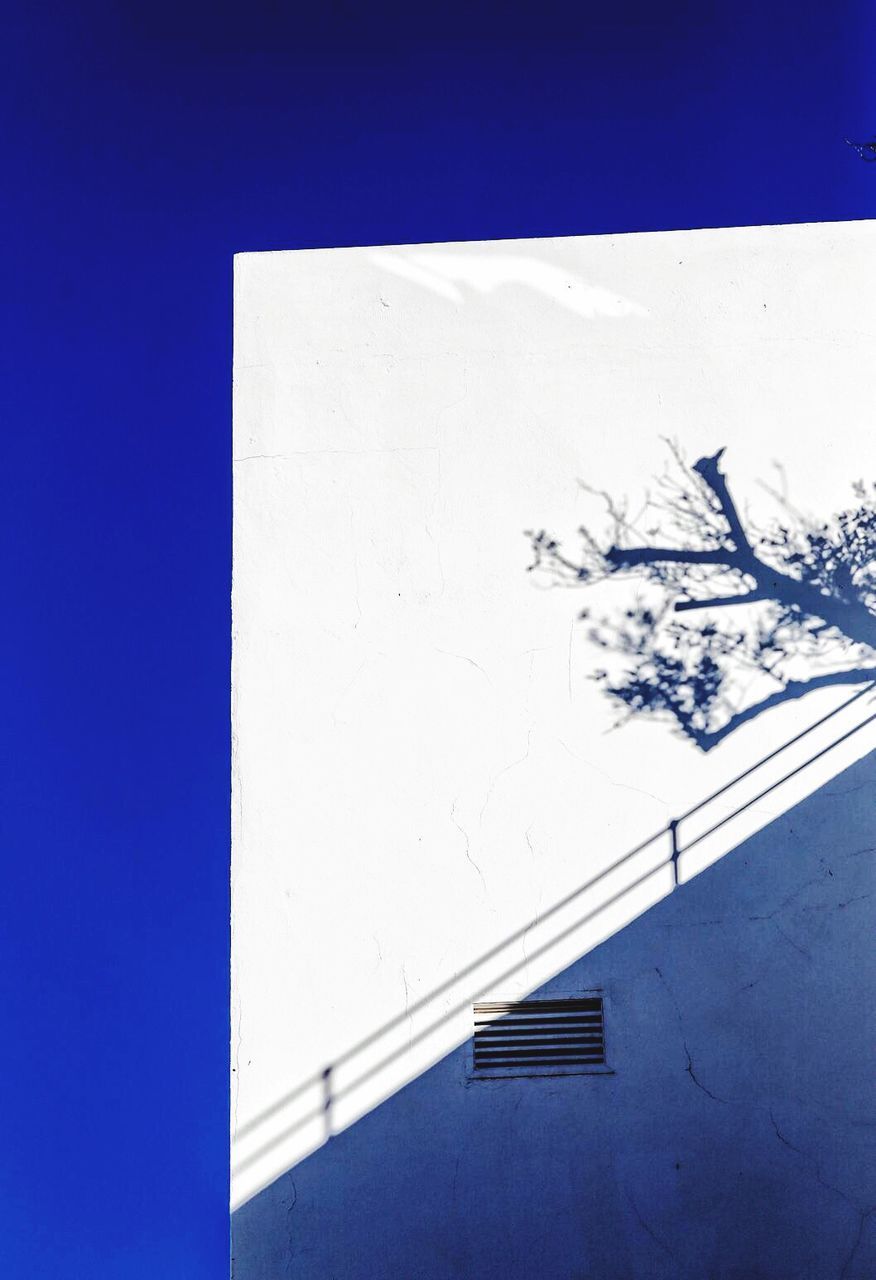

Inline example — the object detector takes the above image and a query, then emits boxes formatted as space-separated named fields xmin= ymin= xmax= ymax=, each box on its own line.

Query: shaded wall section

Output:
xmin=234 ymin=751 xmax=876 ymax=1280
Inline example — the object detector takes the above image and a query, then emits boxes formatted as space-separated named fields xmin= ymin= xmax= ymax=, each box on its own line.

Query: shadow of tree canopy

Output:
xmin=527 ymin=444 xmax=876 ymax=750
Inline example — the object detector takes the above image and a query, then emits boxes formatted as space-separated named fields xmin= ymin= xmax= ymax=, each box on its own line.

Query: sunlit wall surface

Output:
xmin=232 ymin=222 xmax=876 ymax=1261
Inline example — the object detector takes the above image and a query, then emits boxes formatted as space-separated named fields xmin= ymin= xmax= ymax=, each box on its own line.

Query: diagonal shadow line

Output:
xmin=676 ymin=682 xmax=875 ymax=823
xmin=236 ymin=697 xmax=876 ymax=1177
xmin=234 ymin=684 xmax=876 ymax=1161
xmin=233 ymin=828 xmax=667 ymax=1139
xmin=234 ymin=857 xmax=672 ymax=1175
xmin=682 ymin=710 xmax=876 ymax=853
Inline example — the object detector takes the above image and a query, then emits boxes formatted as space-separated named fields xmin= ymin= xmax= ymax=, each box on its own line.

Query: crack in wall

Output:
xmin=434 ymin=648 xmax=491 ymax=682
xmin=521 ymin=828 xmax=545 ymax=967
xmin=555 ymin=736 xmax=668 ymax=806
xmin=771 ymin=919 xmax=811 ymax=960
xmin=839 ymin=1206 xmax=874 ymax=1280
xmin=654 ymin=966 xmax=727 ymax=1104
xmin=683 ymin=1040 xmax=727 ymax=1104
xmin=769 ymin=1109 xmax=802 ymax=1154
xmin=789 ymin=891 xmax=875 ymax=918
xmin=748 ymin=862 xmax=843 ymax=923
xmin=450 ymin=801 xmax=486 ymax=892
xmin=281 ymin=1172 xmax=299 ymax=1279
xmin=766 ymin=1104 xmax=875 ymax=1276
xmin=478 ymin=729 xmax=533 ymax=823
xmin=626 ymin=1189 xmax=676 ymax=1261
xmin=400 ymin=965 xmax=413 ymax=1049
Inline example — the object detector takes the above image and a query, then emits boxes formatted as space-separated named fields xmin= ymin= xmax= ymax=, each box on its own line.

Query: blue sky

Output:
xmin=2 ymin=2 xmax=875 ymax=1274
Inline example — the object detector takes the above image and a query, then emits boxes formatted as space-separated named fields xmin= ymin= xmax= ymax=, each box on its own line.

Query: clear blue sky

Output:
xmin=2 ymin=2 xmax=874 ymax=1274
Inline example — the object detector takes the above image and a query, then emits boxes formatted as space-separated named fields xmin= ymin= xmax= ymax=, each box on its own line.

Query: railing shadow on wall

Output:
xmin=232 ymin=683 xmax=876 ymax=1206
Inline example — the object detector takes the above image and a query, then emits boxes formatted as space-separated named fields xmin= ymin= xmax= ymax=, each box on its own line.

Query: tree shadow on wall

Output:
xmin=233 ymin=749 xmax=876 ymax=1280
xmin=528 ymin=445 xmax=876 ymax=750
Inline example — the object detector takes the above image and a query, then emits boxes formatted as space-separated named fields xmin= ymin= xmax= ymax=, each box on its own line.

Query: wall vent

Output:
xmin=471 ymin=996 xmax=607 ymax=1078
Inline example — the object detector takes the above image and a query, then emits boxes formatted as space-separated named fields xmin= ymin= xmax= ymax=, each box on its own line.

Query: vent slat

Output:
xmin=471 ymin=1008 xmax=601 ymax=1018
xmin=476 ymin=1018 xmax=604 ymax=1029
xmin=475 ymin=1025 xmax=604 ymax=1036
xmin=472 ymin=996 xmax=606 ymax=1076
xmin=475 ymin=1059 xmax=604 ymax=1070
xmin=474 ymin=999 xmax=602 ymax=1013
xmin=475 ymin=1046 xmax=603 ymax=1061
xmin=476 ymin=1034 xmax=599 ymax=1044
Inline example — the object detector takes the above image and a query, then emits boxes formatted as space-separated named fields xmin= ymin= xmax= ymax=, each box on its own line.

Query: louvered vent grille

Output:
xmin=472 ymin=997 xmax=605 ymax=1076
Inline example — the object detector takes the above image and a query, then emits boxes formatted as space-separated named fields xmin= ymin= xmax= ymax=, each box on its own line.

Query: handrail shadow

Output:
xmin=233 ymin=683 xmax=876 ymax=1192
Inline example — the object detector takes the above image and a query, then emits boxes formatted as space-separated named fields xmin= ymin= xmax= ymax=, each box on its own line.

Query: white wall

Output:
xmin=231 ymin=220 xmax=876 ymax=1209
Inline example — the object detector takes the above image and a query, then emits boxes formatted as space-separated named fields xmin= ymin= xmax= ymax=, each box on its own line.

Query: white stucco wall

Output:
xmin=231 ymin=220 xmax=876 ymax=1210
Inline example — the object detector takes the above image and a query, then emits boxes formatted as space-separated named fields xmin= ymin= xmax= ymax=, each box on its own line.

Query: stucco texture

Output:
xmin=234 ymin=750 xmax=876 ymax=1279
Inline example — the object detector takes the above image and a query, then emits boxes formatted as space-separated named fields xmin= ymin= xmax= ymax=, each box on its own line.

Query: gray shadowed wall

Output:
xmin=233 ymin=749 xmax=876 ymax=1280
